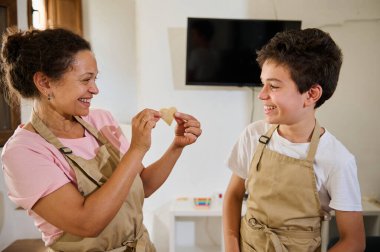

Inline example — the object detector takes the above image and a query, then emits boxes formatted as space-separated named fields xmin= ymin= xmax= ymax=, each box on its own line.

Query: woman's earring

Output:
xmin=47 ymin=93 xmax=52 ymax=101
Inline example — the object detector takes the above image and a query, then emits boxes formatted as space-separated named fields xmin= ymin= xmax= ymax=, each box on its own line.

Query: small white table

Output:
xmin=169 ymin=198 xmax=380 ymax=252
xmin=169 ymin=198 xmax=224 ymax=252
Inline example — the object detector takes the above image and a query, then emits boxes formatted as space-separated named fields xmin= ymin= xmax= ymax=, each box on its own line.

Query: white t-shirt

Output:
xmin=227 ymin=120 xmax=362 ymax=212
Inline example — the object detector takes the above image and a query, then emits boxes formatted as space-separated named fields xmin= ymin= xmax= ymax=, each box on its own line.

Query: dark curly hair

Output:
xmin=1 ymin=27 xmax=91 ymax=104
xmin=256 ymin=28 xmax=342 ymax=108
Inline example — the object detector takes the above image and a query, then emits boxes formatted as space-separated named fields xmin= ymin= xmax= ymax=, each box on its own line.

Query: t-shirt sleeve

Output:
xmin=2 ymin=145 xmax=71 ymax=210
xmin=227 ymin=127 xmax=254 ymax=180
xmin=327 ymin=155 xmax=362 ymax=211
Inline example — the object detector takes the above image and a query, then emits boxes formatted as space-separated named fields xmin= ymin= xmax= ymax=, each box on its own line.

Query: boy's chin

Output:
xmin=264 ymin=117 xmax=279 ymax=125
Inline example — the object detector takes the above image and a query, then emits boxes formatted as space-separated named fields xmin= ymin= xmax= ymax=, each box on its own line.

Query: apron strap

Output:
xmin=106 ymin=242 xmax=136 ymax=252
xmin=306 ymin=120 xmax=321 ymax=162
xmin=74 ymin=116 xmax=109 ymax=146
xmin=246 ymin=217 xmax=320 ymax=252
xmin=30 ymin=111 xmax=107 ymax=188
xmin=31 ymin=111 xmax=69 ymax=151
xmin=74 ymin=115 xmax=123 ymax=161
xmin=250 ymin=121 xmax=322 ymax=172
xmin=250 ymin=124 xmax=278 ymax=171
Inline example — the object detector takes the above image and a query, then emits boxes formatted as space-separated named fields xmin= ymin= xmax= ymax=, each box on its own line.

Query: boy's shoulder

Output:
xmin=318 ymin=129 xmax=355 ymax=164
xmin=245 ymin=120 xmax=272 ymax=135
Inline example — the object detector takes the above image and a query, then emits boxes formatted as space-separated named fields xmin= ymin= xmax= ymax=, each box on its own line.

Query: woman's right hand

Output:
xmin=129 ymin=109 xmax=161 ymax=154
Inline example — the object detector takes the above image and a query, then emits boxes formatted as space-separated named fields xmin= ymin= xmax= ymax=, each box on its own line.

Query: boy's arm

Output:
xmin=328 ymin=210 xmax=365 ymax=252
xmin=223 ymin=174 xmax=246 ymax=252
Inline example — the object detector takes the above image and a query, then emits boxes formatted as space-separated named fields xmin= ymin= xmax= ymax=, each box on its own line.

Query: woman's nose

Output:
xmin=89 ymin=82 xmax=99 ymax=95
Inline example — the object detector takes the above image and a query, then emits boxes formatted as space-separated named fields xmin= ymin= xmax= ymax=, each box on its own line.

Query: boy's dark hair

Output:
xmin=1 ymin=27 xmax=91 ymax=104
xmin=256 ymin=28 xmax=342 ymax=108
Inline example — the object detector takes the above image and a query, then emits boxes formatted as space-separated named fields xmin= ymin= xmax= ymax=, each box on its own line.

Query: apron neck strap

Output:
xmin=251 ymin=120 xmax=321 ymax=171
xmin=74 ymin=115 xmax=108 ymax=145
xmin=30 ymin=111 xmax=107 ymax=152
xmin=31 ymin=110 xmax=67 ymax=151
xmin=306 ymin=120 xmax=321 ymax=162
xmin=250 ymin=124 xmax=278 ymax=171
xmin=266 ymin=121 xmax=321 ymax=162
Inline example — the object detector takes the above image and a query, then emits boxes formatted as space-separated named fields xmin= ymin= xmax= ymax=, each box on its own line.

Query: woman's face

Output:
xmin=49 ymin=50 xmax=99 ymax=118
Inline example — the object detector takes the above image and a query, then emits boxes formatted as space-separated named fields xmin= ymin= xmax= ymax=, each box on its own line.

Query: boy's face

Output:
xmin=258 ymin=60 xmax=310 ymax=125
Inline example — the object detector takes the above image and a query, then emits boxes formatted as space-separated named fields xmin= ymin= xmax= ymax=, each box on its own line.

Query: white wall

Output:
xmin=81 ymin=0 xmax=137 ymax=124
xmin=1 ymin=0 xmax=379 ymax=251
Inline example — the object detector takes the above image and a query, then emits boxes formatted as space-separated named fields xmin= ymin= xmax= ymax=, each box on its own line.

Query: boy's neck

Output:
xmin=277 ymin=119 xmax=322 ymax=143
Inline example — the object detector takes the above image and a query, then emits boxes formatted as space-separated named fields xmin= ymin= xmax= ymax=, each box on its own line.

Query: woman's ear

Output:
xmin=33 ymin=72 xmax=51 ymax=97
xmin=304 ymin=84 xmax=322 ymax=108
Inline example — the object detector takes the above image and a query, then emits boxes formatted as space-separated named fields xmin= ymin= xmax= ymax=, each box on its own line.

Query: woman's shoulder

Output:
xmin=1 ymin=125 xmax=58 ymax=162
xmin=3 ymin=125 xmax=46 ymax=149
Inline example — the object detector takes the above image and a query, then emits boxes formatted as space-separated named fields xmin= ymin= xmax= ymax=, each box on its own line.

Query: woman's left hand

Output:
xmin=173 ymin=112 xmax=202 ymax=148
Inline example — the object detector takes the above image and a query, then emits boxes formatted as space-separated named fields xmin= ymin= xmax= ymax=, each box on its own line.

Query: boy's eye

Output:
xmin=270 ymin=84 xmax=279 ymax=90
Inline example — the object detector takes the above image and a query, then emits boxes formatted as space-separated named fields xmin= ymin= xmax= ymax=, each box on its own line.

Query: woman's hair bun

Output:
xmin=1 ymin=27 xmax=25 ymax=64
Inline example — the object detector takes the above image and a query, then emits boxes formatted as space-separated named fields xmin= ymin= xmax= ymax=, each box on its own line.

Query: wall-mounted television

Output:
xmin=185 ymin=17 xmax=301 ymax=87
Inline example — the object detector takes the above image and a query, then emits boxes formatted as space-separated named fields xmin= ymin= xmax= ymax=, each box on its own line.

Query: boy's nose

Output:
xmin=257 ymin=85 xmax=269 ymax=100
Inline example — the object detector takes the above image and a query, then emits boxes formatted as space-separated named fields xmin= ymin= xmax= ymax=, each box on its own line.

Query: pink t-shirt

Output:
xmin=1 ymin=109 xmax=130 ymax=245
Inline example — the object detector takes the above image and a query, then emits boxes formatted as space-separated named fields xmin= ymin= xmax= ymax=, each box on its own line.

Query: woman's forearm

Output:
xmin=32 ymin=147 xmax=147 ymax=237
xmin=140 ymin=143 xmax=184 ymax=197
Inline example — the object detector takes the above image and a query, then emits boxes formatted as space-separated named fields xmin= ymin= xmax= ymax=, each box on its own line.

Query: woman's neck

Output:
xmin=33 ymin=100 xmax=84 ymax=138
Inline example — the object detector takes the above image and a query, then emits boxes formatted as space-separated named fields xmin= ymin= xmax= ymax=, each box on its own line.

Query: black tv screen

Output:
xmin=185 ymin=17 xmax=301 ymax=87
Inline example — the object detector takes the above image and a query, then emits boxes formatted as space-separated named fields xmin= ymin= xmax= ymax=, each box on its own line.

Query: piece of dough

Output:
xmin=160 ymin=107 xmax=177 ymax=126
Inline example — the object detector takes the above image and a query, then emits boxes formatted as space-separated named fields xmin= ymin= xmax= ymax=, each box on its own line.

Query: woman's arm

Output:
xmin=32 ymin=109 xmax=160 ymax=237
xmin=223 ymin=174 xmax=246 ymax=252
xmin=328 ymin=210 xmax=365 ymax=252
xmin=140 ymin=112 xmax=202 ymax=197
xmin=140 ymin=143 xmax=183 ymax=197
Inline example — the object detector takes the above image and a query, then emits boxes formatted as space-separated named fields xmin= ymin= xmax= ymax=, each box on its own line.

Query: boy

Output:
xmin=223 ymin=28 xmax=365 ymax=251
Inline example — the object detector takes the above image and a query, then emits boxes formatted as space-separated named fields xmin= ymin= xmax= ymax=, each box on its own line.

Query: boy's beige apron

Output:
xmin=240 ymin=122 xmax=323 ymax=252
xmin=31 ymin=113 xmax=156 ymax=252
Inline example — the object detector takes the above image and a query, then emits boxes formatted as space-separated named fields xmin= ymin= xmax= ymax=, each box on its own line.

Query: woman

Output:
xmin=1 ymin=27 xmax=202 ymax=251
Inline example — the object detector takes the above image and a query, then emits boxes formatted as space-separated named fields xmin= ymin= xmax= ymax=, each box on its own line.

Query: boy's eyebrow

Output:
xmin=262 ymin=78 xmax=283 ymax=83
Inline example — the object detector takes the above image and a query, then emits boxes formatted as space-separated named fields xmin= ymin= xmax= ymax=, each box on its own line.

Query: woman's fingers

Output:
xmin=134 ymin=109 xmax=161 ymax=130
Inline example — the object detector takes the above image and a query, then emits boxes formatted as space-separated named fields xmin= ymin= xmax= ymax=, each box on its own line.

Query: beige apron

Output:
xmin=240 ymin=122 xmax=323 ymax=252
xmin=31 ymin=113 xmax=156 ymax=252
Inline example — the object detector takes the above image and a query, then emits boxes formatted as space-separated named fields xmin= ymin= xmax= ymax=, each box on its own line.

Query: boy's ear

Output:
xmin=304 ymin=84 xmax=322 ymax=107
xmin=33 ymin=72 xmax=51 ymax=97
